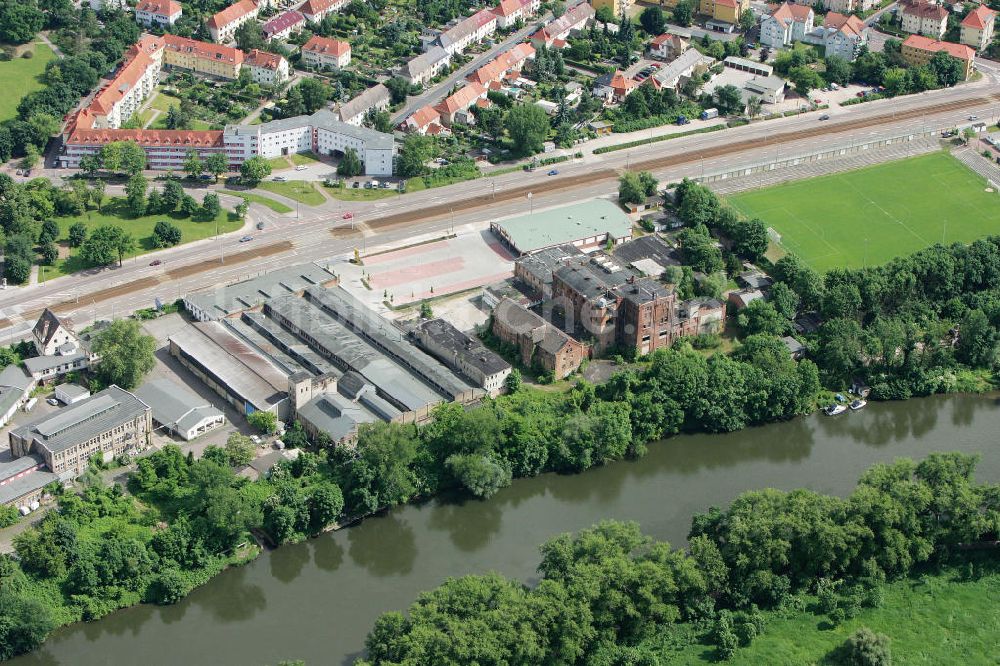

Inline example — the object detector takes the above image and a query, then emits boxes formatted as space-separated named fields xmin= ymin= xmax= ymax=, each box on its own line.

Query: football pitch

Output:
xmin=726 ymin=151 xmax=1000 ymax=273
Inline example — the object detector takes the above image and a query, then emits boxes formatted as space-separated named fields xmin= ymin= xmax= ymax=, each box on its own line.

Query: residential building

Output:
xmin=649 ymin=32 xmax=689 ymax=60
xmin=490 ymin=199 xmax=633 ymax=255
xmin=337 ymin=83 xmax=391 ymax=125
xmin=493 ymin=0 xmax=539 ymax=28
xmin=61 ymin=119 xmax=233 ymax=171
xmin=699 ymin=0 xmax=748 ymax=24
xmin=207 ymin=0 xmax=259 ymax=43
xmin=819 ymin=12 xmax=868 ymax=61
xmin=744 ymin=74 xmax=786 ymax=103
xmin=33 ymin=309 xmax=78 ymax=357
xmin=590 ymin=0 xmax=631 ymax=19
xmin=760 ymin=2 xmax=814 ymax=49
xmin=135 ymin=0 xmax=182 ymax=27
xmin=404 ymin=104 xmax=442 ymax=134
xmin=301 ymin=35 xmax=351 ymax=70
xmin=86 ymin=42 xmax=160 ymax=129
xmin=491 ymin=298 xmax=587 ymax=379
xmin=262 ymin=10 xmax=305 ymax=41
xmin=648 ymin=48 xmax=714 ymax=91
xmin=467 ymin=42 xmax=535 ymax=86
xmin=900 ymin=0 xmax=949 ymax=38
xmin=245 ymin=49 xmax=289 ymax=85
xmin=9 ymin=386 xmax=152 ymax=479
xmin=901 ymin=34 xmax=975 ymax=79
xmin=134 ymin=378 xmax=226 ymax=441
xmin=592 ymin=70 xmax=637 ymax=103
xmin=439 ymin=8 xmax=498 ymax=55
xmin=531 ymin=3 xmax=595 ymax=48
xmin=160 ymin=34 xmax=245 ymax=80
xmin=299 ymin=0 xmax=349 ymax=23
xmin=960 ymin=5 xmax=996 ymax=51
xmin=0 ymin=366 xmax=34 ymax=429
xmin=414 ymin=319 xmax=512 ymax=396
xmin=403 ymin=45 xmax=452 ymax=86
xmin=435 ymin=83 xmax=487 ymax=126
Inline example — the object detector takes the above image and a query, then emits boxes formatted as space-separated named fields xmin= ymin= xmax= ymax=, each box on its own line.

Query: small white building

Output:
xmin=301 ymin=35 xmax=351 ymax=70
xmin=54 ymin=384 xmax=91 ymax=405
xmin=135 ymin=379 xmax=226 ymax=441
xmin=744 ymin=75 xmax=786 ymax=104
xmin=245 ymin=49 xmax=289 ymax=85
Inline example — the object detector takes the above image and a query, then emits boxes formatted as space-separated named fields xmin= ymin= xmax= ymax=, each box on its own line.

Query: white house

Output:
xmin=438 ymin=8 xmax=498 ymax=55
xmin=299 ymin=0 xmax=349 ymax=23
xmin=403 ymin=45 xmax=452 ymax=86
xmin=245 ymin=49 xmax=289 ymax=85
xmin=492 ymin=0 xmax=540 ymax=28
xmin=301 ymin=35 xmax=351 ymax=70
xmin=207 ymin=0 xmax=259 ymax=43
xmin=261 ymin=10 xmax=305 ymax=41
xmin=760 ymin=2 xmax=814 ymax=49
xmin=337 ymin=83 xmax=391 ymax=126
xmin=820 ymin=12 xmax=869 ymax=61
xmin=900 ymin=0 xmax=949 ymax=38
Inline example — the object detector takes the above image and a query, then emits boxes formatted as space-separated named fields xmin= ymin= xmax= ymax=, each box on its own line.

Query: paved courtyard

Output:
xmin=337 ymin=230 xmax=515 ymax=309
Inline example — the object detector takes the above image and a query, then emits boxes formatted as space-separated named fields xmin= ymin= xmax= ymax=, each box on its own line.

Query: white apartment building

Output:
xmin=900 ymin=0 xmax=949 ymax=38
xmin=301 ymin=36 xmax=352 ymax=69
xmin=135 ymin=0 xmax=182 ymax=26
xmin=208 ymin=0 xmax=259 ymax=43
xmin=760 ymin=2 xmax=814 ymax=49
xmin=438 ymin=8 xmax=498 ymax=55
xmin=245 ymin=49 xmax=289 ymax=85
xmin=493 ymin=0 xmax=540 ymax=28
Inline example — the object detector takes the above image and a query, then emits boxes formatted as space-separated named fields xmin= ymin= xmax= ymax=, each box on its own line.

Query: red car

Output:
xmin=342 ymin=212 xmax=354 ymax=219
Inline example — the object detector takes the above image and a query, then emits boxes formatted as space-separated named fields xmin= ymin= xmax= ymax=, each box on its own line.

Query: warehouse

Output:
xmin=135 ymin=378 xmax=226 ymax=441
xmin=184 ymin=263 xmax=338 ymax=322
xmin=490 ymin=199 xmax=633 ymax=256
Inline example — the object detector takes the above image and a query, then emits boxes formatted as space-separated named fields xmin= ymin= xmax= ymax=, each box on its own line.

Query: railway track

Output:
xmin=366 ymin=93 xmax=999 ymax=231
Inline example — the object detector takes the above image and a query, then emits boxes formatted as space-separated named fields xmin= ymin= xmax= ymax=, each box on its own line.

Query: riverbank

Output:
xmin=11 ymin=392 xmax=1000 ymax=666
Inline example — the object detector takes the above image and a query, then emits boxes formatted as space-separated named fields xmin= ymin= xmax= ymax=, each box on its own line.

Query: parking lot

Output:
xmin=703 ymin=67 xmax=869 ymax=116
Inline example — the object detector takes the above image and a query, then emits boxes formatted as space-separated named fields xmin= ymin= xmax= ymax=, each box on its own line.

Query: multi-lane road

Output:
xmin=2 ymin=77 xmax=1000 ymax=341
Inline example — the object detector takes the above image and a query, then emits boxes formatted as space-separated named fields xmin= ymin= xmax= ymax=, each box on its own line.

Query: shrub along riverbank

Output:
xmin=355 ymin=453 xmax=1000 ymax=665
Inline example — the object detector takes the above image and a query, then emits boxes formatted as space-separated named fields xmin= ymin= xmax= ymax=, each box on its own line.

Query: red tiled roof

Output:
xmin=261 ymin=10 xmax=304 ymax=36
xmin=89 ymin=46 xmax=157 ymax=115
xmin=494 ymin=0 xmax=531 ymax=17
xmin=467 ymin=43 xmax=534 ymax=85
xmin=902 ymin=33 xmax=976 ymax=59
xmin=136 ymin=0 xmax=181 ymax=16
xmin=407 ymin=104 xmax=440 ymax=129
xmin=771 ymin=2 xmax=812 ymax=23
xmin=302 ymin=35 xmax=351 ymax=57
xmin=961 ymin=5 xmax=996 ymax=30
xmin=716 ymin=0 xmax=739 ymax=8
xmin=245 ymin=49 xmax=283 ymax=69
xmin=207 ymin=0 xmax=257 ymax=30
xmin=163 ymin=34 xmax=244 ymax=64
xmin=824 ymin=11 xmax=865 ymax=35
xmin=436 ymin=82 xmax=487 ymax=114
xmin=609 ymin=70 xmax=637 ymax=92
xmin=300 ymin=0 xmax=343 ymax=17
xmin=67 ymin=123 xmax=224 ymax=148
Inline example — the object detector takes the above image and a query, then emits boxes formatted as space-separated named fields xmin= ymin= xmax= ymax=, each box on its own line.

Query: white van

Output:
xmin=23 ymin=397 xmax=37 ymax=412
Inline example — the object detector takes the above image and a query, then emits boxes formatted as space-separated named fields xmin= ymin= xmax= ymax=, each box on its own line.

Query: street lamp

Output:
xmin=527 ymin=191 xmax=533 ymax=214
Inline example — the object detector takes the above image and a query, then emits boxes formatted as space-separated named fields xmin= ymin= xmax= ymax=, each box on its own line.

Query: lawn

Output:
xmin=220 ymin=190 xmax=293 ymax=213
xmin=40 ymin=198 xmax=243 ymax=281
xmin=256 ymin=180 xmax=326 ymax=205
xmin=290 ymin=151 xmax=320 ymax=166
xmin=0 ymin=43 xmax=56 ymax=122
xmin=659 ymin=566 xmax=1000 ymax=664
xmin=324 ymin=185 xmax=399 ymax=201
xmin=726 ymin=151 xmax=1000 ymax=273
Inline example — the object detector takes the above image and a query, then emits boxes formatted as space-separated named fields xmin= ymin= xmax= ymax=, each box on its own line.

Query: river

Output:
xmin=12 ymin=393 xmax=1000 ymax=666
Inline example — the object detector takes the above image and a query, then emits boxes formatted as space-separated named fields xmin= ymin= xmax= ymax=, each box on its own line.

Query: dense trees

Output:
xmin=90 ymin=319 xmax=155 ymax=389
xmin=506 ymin=103 xmax=551 ymax=156
xmin=240 ymin=156 xmax=272 ymax=184
xmin=359 ymin=453 xmax=999 ymax=665
xmin=337 ymin=148 xmax=363 ymax=177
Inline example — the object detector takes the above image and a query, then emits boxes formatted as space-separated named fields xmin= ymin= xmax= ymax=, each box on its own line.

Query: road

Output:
xmin=3 ymin=80 xmax=1000 ymax=341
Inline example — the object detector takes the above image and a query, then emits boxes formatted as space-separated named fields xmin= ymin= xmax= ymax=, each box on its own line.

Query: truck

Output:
xmin=700 ymin=108 xmax=719 ymax=120
xmin=676 ymin=115 xmax=690 ymax=126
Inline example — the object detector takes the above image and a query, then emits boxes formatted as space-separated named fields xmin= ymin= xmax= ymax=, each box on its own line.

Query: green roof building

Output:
xmin=490 ymin=199 xmax=633 ymax=255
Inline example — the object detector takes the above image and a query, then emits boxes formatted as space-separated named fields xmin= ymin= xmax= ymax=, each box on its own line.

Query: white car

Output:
xmin=295 ymin=165 xmax=307 ymax=171
xmin=46 ymin=398 xmax=59 ymax=406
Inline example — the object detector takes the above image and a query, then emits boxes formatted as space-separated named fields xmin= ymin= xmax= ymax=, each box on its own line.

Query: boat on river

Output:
xmin=850 ymin=399 xmax=867 ymax=411
xmin=825 ymin=404 xmax=847 ymax=416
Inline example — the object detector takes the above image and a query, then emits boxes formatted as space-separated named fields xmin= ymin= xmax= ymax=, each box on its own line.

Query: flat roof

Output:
xmin=169 ymin=323 xmax=288 ymax=410
xmin=184 ymin=263 xmax=337 ymax=320
xmin=493 ymin=199 xmax=632 ymax=254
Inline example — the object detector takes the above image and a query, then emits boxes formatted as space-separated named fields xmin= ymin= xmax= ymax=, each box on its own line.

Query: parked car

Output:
xmin=343 ymin=212 xmax=353 ymax=219
xmin=46 ymin=398 xmax=59 ymax=406
xmin=352 ymin=181 xmax=360 ymax=188
xmin=547 ymin=169 xmax=559 ymax=176
xmin=969 ymin=115 xmax=978 ymax=121
xmin=819 ymin=114 xmax=830 ymax=121
xmin=199 ymin=174 xmax=212 ymax=181
xmin=295 ymin=165 xmax=307 ymax=171
xmin=273 ymin=176 xmax=287 ymax=182
xmin=240 ymin=235 xmax=254 ymax=242
xmin=856 ymin=92 xmax=865 ymax=98
xmin=149 ymin=259 xmax=162 ymax=266
xmin=256 ymin=221 xmax=265 ymax=230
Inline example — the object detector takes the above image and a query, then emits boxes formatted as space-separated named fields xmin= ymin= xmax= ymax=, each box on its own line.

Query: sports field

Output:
xmin=727 ymin=151 xmax=1000 ymax=272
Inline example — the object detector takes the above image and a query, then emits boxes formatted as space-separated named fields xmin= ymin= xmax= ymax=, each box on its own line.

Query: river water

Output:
xmin=12 ymin=393 xmax=1000 ymax=666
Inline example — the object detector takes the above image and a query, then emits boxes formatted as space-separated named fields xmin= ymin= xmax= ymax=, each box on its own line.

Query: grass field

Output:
xmin=219 ymin=190 xmax=293 ymax=213
xmin=727 ymin=152 xmax=1000 ymax=273
xmin=256 ymin=180 xmax=326 ymax=205
xmin=324 ymin=185 xmax=399 ymax=201
xmin=40 ymin=198 xmax=242 ymax=281
xmin=660 ymin=566 xmax=1000 ymax=664
xmin=0 ymin=43 xmax=56 ymax=123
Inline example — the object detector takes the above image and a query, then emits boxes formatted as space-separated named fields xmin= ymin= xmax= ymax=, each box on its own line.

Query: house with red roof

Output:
xmin=760 ymin=3 xmax=814 ymax=49
xmin=302 ymin=36 xmax=352 ymax=70
xmin=649 ymin=33 xmax=688 ymax=60
xmin=492 ymin=0 xmax=540 ymax=28
xmin=299 ymin=0 xmax=349 ymax=23
xmin=207 ymin=0 xmax=259 ymax=43
xmin=466 ymin=43 xmax=535 ymax=86
xmin=819 ymin=12 xmax=868 ymax=61
xmin=135 ymin=0 xmax=182 ymax=27
xmin=86 ymin=44 xmax=161 ymax=129
xmin=262 ymin=10 xmax=305 ymax=41
xmin=435 ymin=83 xmax=487 ymax=126
xmin=404 ymin=105 xmax=442 ymax=134
xmin=245 ymin=49 xmax=289 ymax=85
xmin=960 ymin=5 xmax=996 ymax=51
xmin=901 ymin=34 xmax=975 ymax=79
xmin=531 ymin=3 xmax=594 ymax=48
